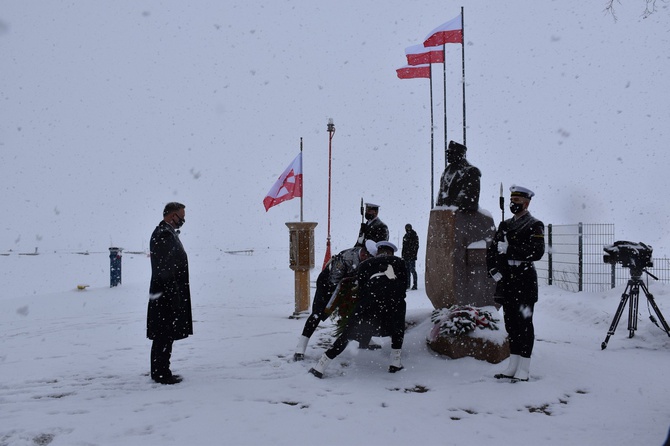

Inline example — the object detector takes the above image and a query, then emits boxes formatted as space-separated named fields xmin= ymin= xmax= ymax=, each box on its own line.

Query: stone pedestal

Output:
xmin=425 ymin=208 xmax=496 ymax=309
xmin=286 ymin=222 xmax=318 ymax=317
xmin=427 ymin=335 xmax=509 ymax=364
xmin=424 ymin=208 xmax=510 ymax=361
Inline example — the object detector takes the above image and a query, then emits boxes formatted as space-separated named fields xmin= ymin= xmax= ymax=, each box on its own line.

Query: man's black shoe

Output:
xmin=359 ymin=342 xmax=382 ymax=350
xmin=494 ymin=373 xmax=514 ymax=380
xmin=308 ymin=368 xmax=323 ymax=379
xmin=153 ymin=374 xmax=183 ymax=385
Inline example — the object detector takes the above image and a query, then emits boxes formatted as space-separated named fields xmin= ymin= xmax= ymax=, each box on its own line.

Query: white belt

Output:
xmin=508 ymin=260 xmax=526 ymax=266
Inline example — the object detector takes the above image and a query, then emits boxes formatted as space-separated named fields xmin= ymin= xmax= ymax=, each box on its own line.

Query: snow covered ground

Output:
xmin=1 ymin=249 xmax=669 ymax=446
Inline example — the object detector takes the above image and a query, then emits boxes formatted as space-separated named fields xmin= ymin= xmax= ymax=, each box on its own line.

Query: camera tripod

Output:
xmin=601 ymin=268 xmax=670 ymax=350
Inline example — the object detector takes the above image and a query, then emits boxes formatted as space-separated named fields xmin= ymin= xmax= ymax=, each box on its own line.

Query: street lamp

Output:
xmin=322 ymin=118 xmax=335 ymax=269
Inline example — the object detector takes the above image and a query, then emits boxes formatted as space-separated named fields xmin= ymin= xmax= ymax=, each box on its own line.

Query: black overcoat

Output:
xmin=486 ymin=213 xmax=545 ymax=304
xmin=401 ymin=229 xmax=419 ymax=261
xmin=351 ymin=255 xmax=408 ymax=340
xmin=147 ymin=221 xmax=193 ymax=340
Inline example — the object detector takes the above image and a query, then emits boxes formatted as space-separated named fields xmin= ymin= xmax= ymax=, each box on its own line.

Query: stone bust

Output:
xmin=436 ymin=140 xmax=481 ymax=211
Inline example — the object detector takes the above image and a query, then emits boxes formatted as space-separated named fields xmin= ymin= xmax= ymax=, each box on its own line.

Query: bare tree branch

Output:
xmin=604 ymin=0 xmax=660 ymax=21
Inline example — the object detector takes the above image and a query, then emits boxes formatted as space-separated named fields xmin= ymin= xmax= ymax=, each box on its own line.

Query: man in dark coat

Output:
xmin=293 ymin=240 xmax=376 ymax=361
xmin=486 ymin=186 xmax=544 ymax=382
xmin=436 ymin=141 xmax=481 ymax=211
xmin=356 ymin=203 xmax=389 ymax=247
xmin=401 ymin=223 xmax=419 ymax=290
xmin=309 ymin=241 xmax=408 ymax=378
xmin=147 ymin=202 xmax=193 ymax=385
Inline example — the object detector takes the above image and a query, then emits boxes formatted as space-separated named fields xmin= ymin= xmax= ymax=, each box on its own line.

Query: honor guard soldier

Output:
xmin=293 ymin=240 xmax=377 ymax=361
xmin=356 ymin=203 xmax=389 ymax=247
xmin=309 ymin=241 xmax=408 ymax=378
xmin=486 ymin=185 xmax=545 ymax=382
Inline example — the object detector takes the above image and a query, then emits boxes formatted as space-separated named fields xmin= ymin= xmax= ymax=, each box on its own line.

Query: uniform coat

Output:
xmin=353 ymin=255 xmax=408 ymax=347
xmin=359 ymin=217 xmax=389 ymax=245
xmin=147 ymin=220 xmax=193 ymax=341
xmin=486 ymin=212 xmax=545 ymax=305
xmin=310 ymin=247 xmax=363 ymax=318
xmin=324 ymin=254 xmax=408 ymax=358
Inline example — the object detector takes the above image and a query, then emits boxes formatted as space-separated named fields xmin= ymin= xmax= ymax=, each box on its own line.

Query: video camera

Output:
xmin=603 ymin=240 xmax=653 ymax=271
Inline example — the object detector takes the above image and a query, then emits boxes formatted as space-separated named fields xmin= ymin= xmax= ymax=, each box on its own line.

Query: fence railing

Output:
xmin=535 ymin=223 xmax=670 ymax=292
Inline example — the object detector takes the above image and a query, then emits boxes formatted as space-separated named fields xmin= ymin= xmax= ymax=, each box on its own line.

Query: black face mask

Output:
xmin=365 ymin=212 xmax=375 ymax=220
xmin=509 ymin=202 xmax=524 ymax=215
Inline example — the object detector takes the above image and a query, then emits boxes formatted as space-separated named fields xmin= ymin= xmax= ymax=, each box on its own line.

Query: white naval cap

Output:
xmin=376 ymin=241 xmax=397 ymax=252
xmin=510 ymin=185 xmax=535 ymax=199
xmin=364 ymin=239 xmax=378 ymax=256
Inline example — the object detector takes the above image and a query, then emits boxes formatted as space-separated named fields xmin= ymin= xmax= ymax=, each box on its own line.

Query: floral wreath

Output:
xmin=430 ymin=305 xmax=500 ymax=337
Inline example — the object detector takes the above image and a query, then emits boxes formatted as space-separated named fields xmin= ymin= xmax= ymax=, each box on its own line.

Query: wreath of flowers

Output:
xmin=430 ymin=305 xmax=500 ymax=337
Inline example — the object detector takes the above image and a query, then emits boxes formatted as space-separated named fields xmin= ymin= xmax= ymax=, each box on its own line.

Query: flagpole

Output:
xmin=430 ymin=66 xmax=435 ymax=209
xmin=461 ymin=6 xmax=467 ymax=145
xmin=443 ymin=44 xmax=448 ymax=168
xmin=300 ymin=137 xmax=304 ymax=222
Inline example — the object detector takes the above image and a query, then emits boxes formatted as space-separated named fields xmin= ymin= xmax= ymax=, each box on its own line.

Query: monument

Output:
xmin=425 ymin=141 xmax=508 ymax=363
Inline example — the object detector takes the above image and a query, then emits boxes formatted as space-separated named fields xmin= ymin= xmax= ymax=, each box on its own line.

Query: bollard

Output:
xmin=109 ymin=247 xmax=123 ymax=287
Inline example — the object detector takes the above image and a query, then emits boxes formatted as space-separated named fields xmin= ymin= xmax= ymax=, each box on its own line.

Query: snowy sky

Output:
xmin=2 ymin=1 xmax=669 ymax=258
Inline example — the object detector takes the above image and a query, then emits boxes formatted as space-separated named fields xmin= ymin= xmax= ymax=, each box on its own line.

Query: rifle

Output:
xmin=356 ymin=198 xmax=365 ymax=246
xmin=499 ymin=183 xmax=505 ymax=222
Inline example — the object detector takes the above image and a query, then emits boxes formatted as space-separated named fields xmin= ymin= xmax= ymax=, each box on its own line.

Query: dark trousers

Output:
xmin=405 ymin=260 xmax=417 ymax=288
xmin=503 ymin=302 xmax=535 ymax=357
xmin=301 ymin=270 xmax=332 ymax=338
xmin=326 ymin=317 xmax=404 ymax=359
xmin=151 ymin=337 xmax=174 ymax=379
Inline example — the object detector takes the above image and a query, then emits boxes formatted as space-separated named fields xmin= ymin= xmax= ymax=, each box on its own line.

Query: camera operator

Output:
xmin=486 ymin=185 xmax=545 ymax=382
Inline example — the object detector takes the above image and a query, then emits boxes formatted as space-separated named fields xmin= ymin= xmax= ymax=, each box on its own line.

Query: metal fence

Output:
xmin=535 ymin=223 xmax=670 ymax=292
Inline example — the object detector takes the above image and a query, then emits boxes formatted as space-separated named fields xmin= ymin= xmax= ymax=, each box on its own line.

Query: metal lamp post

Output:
xmin=322 ymin=118 xmax=335 ymax=269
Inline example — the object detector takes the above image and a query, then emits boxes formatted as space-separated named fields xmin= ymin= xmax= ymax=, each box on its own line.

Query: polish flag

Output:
xmin=424 ymin=14 xmax=463 ymax=47
xmin=263 ymin=152 xmax=303 ymax=211
xmin=396 ymin=64 xmax=431 ymax=79
xmin=405 ymin=44 xmax=444 ymax=66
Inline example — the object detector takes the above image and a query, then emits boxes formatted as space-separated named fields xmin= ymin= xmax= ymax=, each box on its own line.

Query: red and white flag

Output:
xmin=405 ymin=44 xmax=444 ymax=66
xmin=263 ymin=152 xmax=303 ymax=211
xmin=396 ymin=64 xmax=431 ymax=79
xmin=424 ymin=14 xmax=463 ymax=47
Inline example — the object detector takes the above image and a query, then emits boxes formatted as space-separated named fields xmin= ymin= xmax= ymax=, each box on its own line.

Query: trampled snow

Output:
xmin=1 ymin=249 xmax=669 ymax=445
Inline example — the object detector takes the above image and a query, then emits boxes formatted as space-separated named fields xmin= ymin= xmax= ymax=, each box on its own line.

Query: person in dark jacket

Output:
xmin=486 ymin=186 xmax=545 ymax=382
xmin=147 ymin=202 xmax=193 ymax=385
xmin=309 ymin=241 xmax=408 ymax=378
xmin=293 ymin=240 xmax=376 ymax=361
xmin=435 ymin=141 xmax=481 ymax=211
xmin=401 ymin=224 xmax=419 ymax=290
xmin=356 ymin=203 xmax=389 ymax=247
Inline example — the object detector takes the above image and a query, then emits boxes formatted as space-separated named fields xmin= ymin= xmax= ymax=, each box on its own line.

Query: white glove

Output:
xmin=489 ymin=269 xmax=503 ymax=282
xmin=497 ymin=240 xmax=509 ymax=254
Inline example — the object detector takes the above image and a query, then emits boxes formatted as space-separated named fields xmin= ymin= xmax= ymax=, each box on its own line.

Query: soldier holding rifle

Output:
xmin=486 ymin=185 xmax=545 ymax=382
